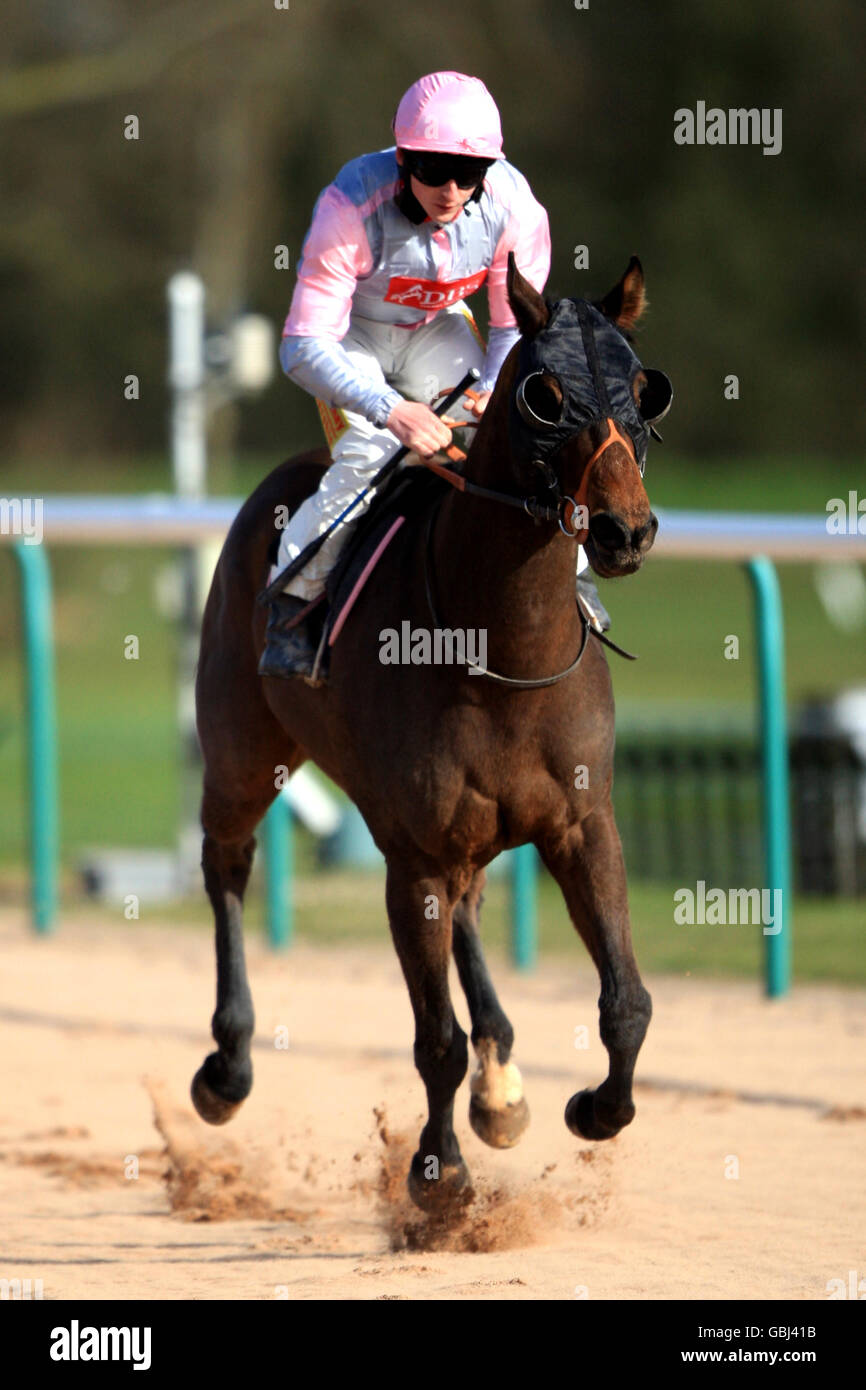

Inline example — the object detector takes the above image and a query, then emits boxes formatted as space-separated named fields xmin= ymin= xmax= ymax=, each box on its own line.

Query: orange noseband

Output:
xmin=560 ymin=418 xmax=640 ymax=541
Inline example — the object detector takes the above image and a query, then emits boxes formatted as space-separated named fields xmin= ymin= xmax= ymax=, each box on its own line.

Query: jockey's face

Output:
xmin=396 ymin=149 xmax=478 ymax=224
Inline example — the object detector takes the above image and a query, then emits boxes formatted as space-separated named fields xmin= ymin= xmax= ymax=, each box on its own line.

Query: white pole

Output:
xmin=167 ymin=272 xmax=207 ymax=888
xmin=167 ymin=272 xmax=207 ymax=499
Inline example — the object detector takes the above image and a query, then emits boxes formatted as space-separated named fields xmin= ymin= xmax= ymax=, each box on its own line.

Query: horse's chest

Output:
xmin=424 ymin=731 xmax=596 ymax=853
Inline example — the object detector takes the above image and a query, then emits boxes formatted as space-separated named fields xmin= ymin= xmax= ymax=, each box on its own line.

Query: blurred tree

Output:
xmin=0 ymin=0 xmax=861 ymax=473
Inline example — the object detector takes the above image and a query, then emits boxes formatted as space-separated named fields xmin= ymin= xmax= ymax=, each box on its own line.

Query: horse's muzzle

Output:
xmin=585 ymin=510 xmax=658 ymax=577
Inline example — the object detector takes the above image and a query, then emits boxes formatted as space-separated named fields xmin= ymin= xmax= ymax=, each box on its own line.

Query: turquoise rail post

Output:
xmin=262 ymin=793 xmax=293 ymax=949
xmin=14 ymin=541 xmax=59 ymax=933
xmin=746 ymin=557 xmax=792 ymax=997
xmin=510 ymin=844 xmax=538 ymax=970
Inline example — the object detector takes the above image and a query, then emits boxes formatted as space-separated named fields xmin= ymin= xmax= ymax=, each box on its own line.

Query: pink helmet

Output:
xmin=392 ymin=72 xmax=504 ymax=160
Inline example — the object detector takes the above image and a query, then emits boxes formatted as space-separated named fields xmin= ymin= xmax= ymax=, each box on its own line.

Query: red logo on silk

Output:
xmin=384 ymin=268 xmax=487 ymax=310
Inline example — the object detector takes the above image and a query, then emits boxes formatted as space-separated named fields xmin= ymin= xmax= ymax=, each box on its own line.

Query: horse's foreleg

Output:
xmin=385 ymin=860 xmax=472 ymax=1211
xmin=452 ymin=871 xmax=530 ymax=1149
xmin=540 ymin=801 xmax=652 ymax=1141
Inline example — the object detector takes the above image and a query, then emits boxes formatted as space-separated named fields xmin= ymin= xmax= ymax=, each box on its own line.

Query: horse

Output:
xmin=192 ymin=252 xmax=667 ymax=1211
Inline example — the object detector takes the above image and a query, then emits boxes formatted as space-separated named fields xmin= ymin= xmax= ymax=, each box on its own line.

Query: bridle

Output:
xmin=421 ymin=411 xmax=643 ymax=687
xmin=414 ymin=292 xmax=672 ymax=686
xmin=425 ymin=406 xmax=640 ymax=544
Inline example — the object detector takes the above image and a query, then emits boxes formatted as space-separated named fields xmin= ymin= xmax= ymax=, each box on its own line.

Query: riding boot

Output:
xmin=257 ymin=593 xmax=324 ymax=682
xmin=577 ymin=574 xmax=612 ymax=633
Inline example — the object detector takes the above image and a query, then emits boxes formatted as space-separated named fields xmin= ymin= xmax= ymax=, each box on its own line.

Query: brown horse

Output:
xmin=192 ymin=254 xmax=666 ymax=1210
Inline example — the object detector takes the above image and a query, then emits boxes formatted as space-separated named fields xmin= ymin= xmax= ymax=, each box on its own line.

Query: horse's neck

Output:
xmin=431 ymin=402 xmax=581 ymax=657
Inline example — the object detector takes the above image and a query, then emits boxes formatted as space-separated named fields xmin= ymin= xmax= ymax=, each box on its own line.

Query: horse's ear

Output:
xmin=507 ymin=251 xmax=550 ymax=338
xmin=595 ymin=256 xmax=647 ymax=331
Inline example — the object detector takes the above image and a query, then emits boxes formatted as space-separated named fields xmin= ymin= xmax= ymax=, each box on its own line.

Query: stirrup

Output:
xmin=257 ymin=594 xmax=327 ymax=684
xmin=576 ymin=576 xmax=637 ymax=659
xmin=576 ymin=574 xmax=611 ymax=633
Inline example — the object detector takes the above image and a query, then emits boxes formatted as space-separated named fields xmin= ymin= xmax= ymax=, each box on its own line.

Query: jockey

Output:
xmin=259 ymin=70 xmax=605 ymax=682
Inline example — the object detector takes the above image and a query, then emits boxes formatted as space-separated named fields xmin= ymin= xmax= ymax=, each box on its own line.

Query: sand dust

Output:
xmin=0 ymin=908 xmax=863 ymax=1300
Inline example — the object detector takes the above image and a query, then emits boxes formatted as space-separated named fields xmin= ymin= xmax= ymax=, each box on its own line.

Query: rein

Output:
xmin=426 ymin=415 xmax=638 ymax=541
xmin=423 ymin=496 xmax=591 ymax=688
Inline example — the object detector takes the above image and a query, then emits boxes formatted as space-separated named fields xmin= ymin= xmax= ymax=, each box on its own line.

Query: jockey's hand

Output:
xmin=386 ymin=400 xmax=452 ymax=459
xmin=464 ymin=389 xmax=491 ymax=417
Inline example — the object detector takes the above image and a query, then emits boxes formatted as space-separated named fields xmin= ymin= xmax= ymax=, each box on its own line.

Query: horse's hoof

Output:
xmin=407 ymin=1154 xmax=474 ymax=1213
xmin=469 ymin=1093 xmax=530 ymax=1149
xmin=190 ymin=1064 xmax=246 ymax=1126
xmin=565 ymin=1088 xmax=634 ymax=1141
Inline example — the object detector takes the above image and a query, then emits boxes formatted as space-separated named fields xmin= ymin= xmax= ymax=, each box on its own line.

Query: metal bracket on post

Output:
xmin=13 ymin=541 xmax=59 ymax=933
xmin=746 ymin=556 xmax=792 ymax=997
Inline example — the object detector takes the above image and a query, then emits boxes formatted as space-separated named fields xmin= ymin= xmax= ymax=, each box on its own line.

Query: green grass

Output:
xmin=601 ymin=559 xmax=861 ymax=722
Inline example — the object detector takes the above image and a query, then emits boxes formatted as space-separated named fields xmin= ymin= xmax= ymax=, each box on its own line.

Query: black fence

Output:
xmin=612 ymin=732 xmax=866 ymax=896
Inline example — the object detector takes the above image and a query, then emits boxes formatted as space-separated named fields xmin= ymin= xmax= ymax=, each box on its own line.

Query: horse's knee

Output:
xmin=201 ymin=833 xmax=257 ymax=901
xmin=200 ymin=780 xmax=266 ymax=861
xmin=414 ymin=1017 xmax=468 ymax=1093
xmin=599 ymin=983 xmax=652 ymax=1055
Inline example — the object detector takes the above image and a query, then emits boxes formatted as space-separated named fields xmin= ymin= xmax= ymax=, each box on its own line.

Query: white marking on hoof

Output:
xmin=470 ymin=1038 xmax=524 ymax=1111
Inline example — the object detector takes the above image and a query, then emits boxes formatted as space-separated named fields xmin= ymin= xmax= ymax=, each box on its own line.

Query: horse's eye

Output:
xmin=515 ymin=372 xmax=564 ymax=429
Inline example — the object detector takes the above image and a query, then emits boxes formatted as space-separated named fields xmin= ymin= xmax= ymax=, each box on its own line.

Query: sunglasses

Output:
xmin=404 ymin=152 xmax=492 ymax=189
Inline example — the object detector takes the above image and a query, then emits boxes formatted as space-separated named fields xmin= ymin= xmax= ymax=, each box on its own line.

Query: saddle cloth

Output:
xmin=295 ymin=465 xmax=449 ymax=674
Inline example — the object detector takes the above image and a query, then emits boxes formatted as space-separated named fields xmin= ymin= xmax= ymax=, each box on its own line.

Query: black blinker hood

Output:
xmin=508 ymin=298 xmax=661 ymax=474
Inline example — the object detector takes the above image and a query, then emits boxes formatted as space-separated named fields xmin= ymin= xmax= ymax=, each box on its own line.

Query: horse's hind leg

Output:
xmin=540 ymin=801 xmax=652 ymax=1141
xmin=385 ymin=859 xmax=472 ymax=1211
xmin=452 ymin=871 xmax=530 ymax=1149
xmin=191 ymin=753 xmax=300 ymax=1126
xmin=192 ymin=822 xmax=257 ymax=1124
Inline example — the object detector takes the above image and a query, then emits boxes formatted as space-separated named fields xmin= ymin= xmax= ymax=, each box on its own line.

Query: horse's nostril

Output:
xmin=633 ymin=513 xmax=659 ymax=551
xmin=589 ymin=512 xmax=630 ymax=552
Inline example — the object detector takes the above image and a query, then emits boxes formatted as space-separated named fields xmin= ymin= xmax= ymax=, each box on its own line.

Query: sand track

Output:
xmin=0 ymin=911 xmax=863 ymax=1300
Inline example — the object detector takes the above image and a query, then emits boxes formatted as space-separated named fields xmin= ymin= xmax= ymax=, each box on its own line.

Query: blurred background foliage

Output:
xmin=0 ymin=0 xmax=863 ymax=470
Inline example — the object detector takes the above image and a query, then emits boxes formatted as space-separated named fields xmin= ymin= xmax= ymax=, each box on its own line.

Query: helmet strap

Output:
xmin=394 ymin=173 xmax=429 ymax=225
